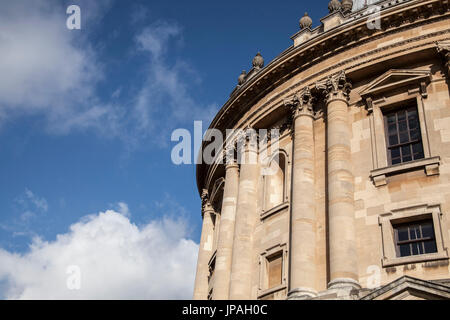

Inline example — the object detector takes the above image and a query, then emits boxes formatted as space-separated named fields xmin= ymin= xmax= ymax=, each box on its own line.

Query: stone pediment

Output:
xmin=361 ymin=276 xmax=450 ymax=300
xmin=359 ymin=69 xmax=431 ymax=99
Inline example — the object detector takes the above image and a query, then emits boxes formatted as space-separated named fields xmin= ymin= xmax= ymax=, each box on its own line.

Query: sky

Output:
xmin=0 ymin=0 xmax=350 ymax=299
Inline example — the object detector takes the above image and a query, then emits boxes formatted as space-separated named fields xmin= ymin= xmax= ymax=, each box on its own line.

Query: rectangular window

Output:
xmin=267 ymin=252 xmax=283 ymax=289
xmin=384 ymin=105 xmax=425 ymax=166
xmin=394 ymin=219 xmax=438 ymax=258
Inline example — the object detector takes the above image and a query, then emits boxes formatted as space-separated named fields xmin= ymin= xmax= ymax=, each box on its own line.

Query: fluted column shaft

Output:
xmin=193 ymin=194 xmax=215 ymax=300
xmin=286 ymin=89 xmax=317 ymax=299
xmin=212 ymin=160 xmax=239 ymax=300
xmin=322 ymin=72 xmax=359 ymax=289
xmin=229 ymin=136 xmax=259 ymax=299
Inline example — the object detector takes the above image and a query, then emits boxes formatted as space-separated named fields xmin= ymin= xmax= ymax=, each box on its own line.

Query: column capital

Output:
xmin=201 ymin=189 xmax=214 ymax=217
xmin=316 ymin=71 xmax=352 ymax=104
xmin=284 ymin=86 xmax=315 ymax=120
xmin=223 ymin=146 xmax=239 ymax=169
xmin=236 ymin=126 xmax=259 ymax=152
xmin=436 ymin=41 xmax=450 ymax=78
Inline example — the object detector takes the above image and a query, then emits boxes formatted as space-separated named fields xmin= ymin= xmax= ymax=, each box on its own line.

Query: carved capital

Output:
xmin=284 ymin=87 xmax=316 ymax=121
xmin=316 ymin=71 xmax=352 ymax=104
xmin=201 ymin=189 xmax=213 ymax=215
xmin=436 ymin=41 xmax=450 ymax=78
xmin=236 ymin=126 xmax=259 ymax=151
xmin=223 ymin=144 xmax=237 ymax=167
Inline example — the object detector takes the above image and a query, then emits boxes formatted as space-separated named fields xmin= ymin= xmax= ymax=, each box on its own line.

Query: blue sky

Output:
xmin=0 ymin=0 xmax=333 ymax=299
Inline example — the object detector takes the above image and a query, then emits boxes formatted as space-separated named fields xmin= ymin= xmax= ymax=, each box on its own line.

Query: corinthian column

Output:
xmin=317 ymin=71 xmax=360 ymax=290
xmin=193 ymin=190 xmax=215 ymax=300
xmin=286 ymin=87 xmax=317 ymax=299
xmin=229 ymin=129 xmax=260 ymax=300
xmin=212 ymin=148 xmax=239 ymax=300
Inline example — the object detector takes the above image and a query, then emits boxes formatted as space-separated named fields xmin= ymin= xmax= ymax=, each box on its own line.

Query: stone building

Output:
xmin=193 ymin=0 xmax=450 ymax=300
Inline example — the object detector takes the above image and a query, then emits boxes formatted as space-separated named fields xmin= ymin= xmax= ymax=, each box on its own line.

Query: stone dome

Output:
xmin=299 ymin=12 xmax=313 ymax=29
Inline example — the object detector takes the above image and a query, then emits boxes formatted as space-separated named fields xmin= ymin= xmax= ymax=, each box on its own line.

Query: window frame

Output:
xmin=393 ymin=219 xmax=438 ymax=258
xmin=378 ymin=204 xmax=448 ymax=268
xmin=383 ymin=105 xmax=425 ymax=166
xmin=258 ymin=243 xmax=288 ymax=299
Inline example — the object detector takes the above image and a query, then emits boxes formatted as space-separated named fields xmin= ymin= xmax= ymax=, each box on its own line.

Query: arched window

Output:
xmin=264 ymin=153 xmax=286 ymax=211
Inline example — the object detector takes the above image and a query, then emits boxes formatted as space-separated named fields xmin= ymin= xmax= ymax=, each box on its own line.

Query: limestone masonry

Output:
xmin=194 ymin=0 xmax=450 ymax=300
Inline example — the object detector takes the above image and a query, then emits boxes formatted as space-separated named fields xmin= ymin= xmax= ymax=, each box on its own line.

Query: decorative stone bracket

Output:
xmin=370 ymin=156 xmax=441 ymax=187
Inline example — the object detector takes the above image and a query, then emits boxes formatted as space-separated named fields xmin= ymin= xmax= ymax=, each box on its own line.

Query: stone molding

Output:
xmin=370 ymin=156 xmax=440 ymax=188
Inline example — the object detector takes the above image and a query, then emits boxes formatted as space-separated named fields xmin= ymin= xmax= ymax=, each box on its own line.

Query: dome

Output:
xmin=299 ymin=12 xmax=313 ymax=29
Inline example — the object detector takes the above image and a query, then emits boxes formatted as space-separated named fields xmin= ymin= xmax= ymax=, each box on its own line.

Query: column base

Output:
xmin=287 ymin=287 xmax=318 ymax=300
xmin=328 ymin=278 xmax=361 ymax=290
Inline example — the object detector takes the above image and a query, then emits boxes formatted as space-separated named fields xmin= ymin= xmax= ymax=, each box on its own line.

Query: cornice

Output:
xmin=196 ymin=0 xmax=450 ymax=195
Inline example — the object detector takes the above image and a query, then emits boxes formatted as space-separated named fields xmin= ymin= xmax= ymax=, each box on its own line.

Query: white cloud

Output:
xmin=0 ymin=1 xmax=218 ymax=148
xmin=0 ymin=208 xmax=198 ymax=300
xmin=0 ymin=1 xmax=102 ymax=129
xmin=24 ymin=189 xmax=49 ymax=212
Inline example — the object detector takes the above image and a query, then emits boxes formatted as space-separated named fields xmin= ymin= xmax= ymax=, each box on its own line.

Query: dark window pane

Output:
xmin=388 ymin=124 xmax=397 ymax=135
xmin=408 ymin=116 xmax=419 ymax=130
xmin=391 ymin=147 xmax=401 ymax=159
xmin=410 ymin=129 xmax=420 ymax=141
xmin=392 ymin=157 xmax=401 ymax=165
xmin=398 ymin=120 xmax=407 ymax=132
xmin=401 ymin=145 xmax=412 ymax=162
xmin=398 ymin=111 xmax=406 ymax=121
xmin=389 ymin=134 xmax=398 ymax=146
xmin=411 ymin=242 xmax=420 ymax=255
xmin=399 ymin=244 xmax=411 ymax=257
xmin=424 ymin=240 xmax=437 ymax=254
xmin=412 ymin=143 xmax=424 ymax=160
xmin=399 ymin=131 xmax=409 ymax=143
xmin=409 ymin=227 xmax=418 ymax=240
xmin=421 ymin=223 xmax=434 ymax=238
xmin=398 ymin=227 xmax=409 ymax=241
xmin=387 ymin=115 xmax=396 ymax=124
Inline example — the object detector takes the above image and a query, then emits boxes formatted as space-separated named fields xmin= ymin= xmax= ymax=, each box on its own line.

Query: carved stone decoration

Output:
xmin=201 ymin=189 xmax=211 ymax=214
xmin=436 ymin=41 xmax=450 ymax=78
xmin=238 ymin=70 xmax=247 ymax=85
xmin=316 ymin=71 xmax=352 ymax=103
xmin=223 ymin=144 xmax=237 ymax=166
xmin=328 ymin=0 xmax=341 ymax=13
xmin=293 ymin=87 xmax=315 ymax=119
xmin=341 ymin=0 xmax=353 ymax=14
xmin=365 ymin=96 xmax=374 ymax=114
xmin=236 ymin=126 xmax=259 ymax=151
xmin=252 ymin=52 xmax=264 ymax=70
xmin=299 ymin=12 xmax=313 ymax=29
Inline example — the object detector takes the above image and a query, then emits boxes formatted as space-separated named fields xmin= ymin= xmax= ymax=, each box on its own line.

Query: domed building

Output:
xmin=193 ymin=0 xmax=450 ymax=300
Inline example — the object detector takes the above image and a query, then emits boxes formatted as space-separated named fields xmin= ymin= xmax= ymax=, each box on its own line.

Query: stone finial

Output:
xmin=238 ymin=70 xmax=247 ymax=85
xmin=299 ymin=12 xmax=313 ymax=29
xmin=252 ymin=52 xmax=264 ymax=69
xmin=341 ymin=0 xmax=354 ymax=14
xmin=328 ymin=0 xmax=341 ymax=13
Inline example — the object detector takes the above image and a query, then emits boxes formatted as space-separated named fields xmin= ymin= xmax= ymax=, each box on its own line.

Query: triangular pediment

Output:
xmin=361 ymin=276 xmax=450 ymax=300
xmin=359 ymin=69 xmax=431 ymax=98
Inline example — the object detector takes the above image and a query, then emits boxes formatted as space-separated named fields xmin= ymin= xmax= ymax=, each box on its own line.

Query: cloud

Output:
xmin=0 ymin=1 xmax=218 ymax=149
xmin=0 ymin=0 xmax=103 ymax=129
xmin=0 ymin=207 xmax=198 ymax=299
xmin=23 ymin=189 xmax=49 ymax=213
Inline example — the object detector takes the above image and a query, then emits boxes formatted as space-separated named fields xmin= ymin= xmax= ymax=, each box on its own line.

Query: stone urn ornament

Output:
xmin=299 ymin=12 xmax=313 ymax=29
xmin=252 ymin=52 xmax=264 ymax=69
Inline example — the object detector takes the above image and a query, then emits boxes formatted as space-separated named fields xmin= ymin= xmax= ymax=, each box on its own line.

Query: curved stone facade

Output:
xmin=194 ymin=0 xmax=450 ymax=300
